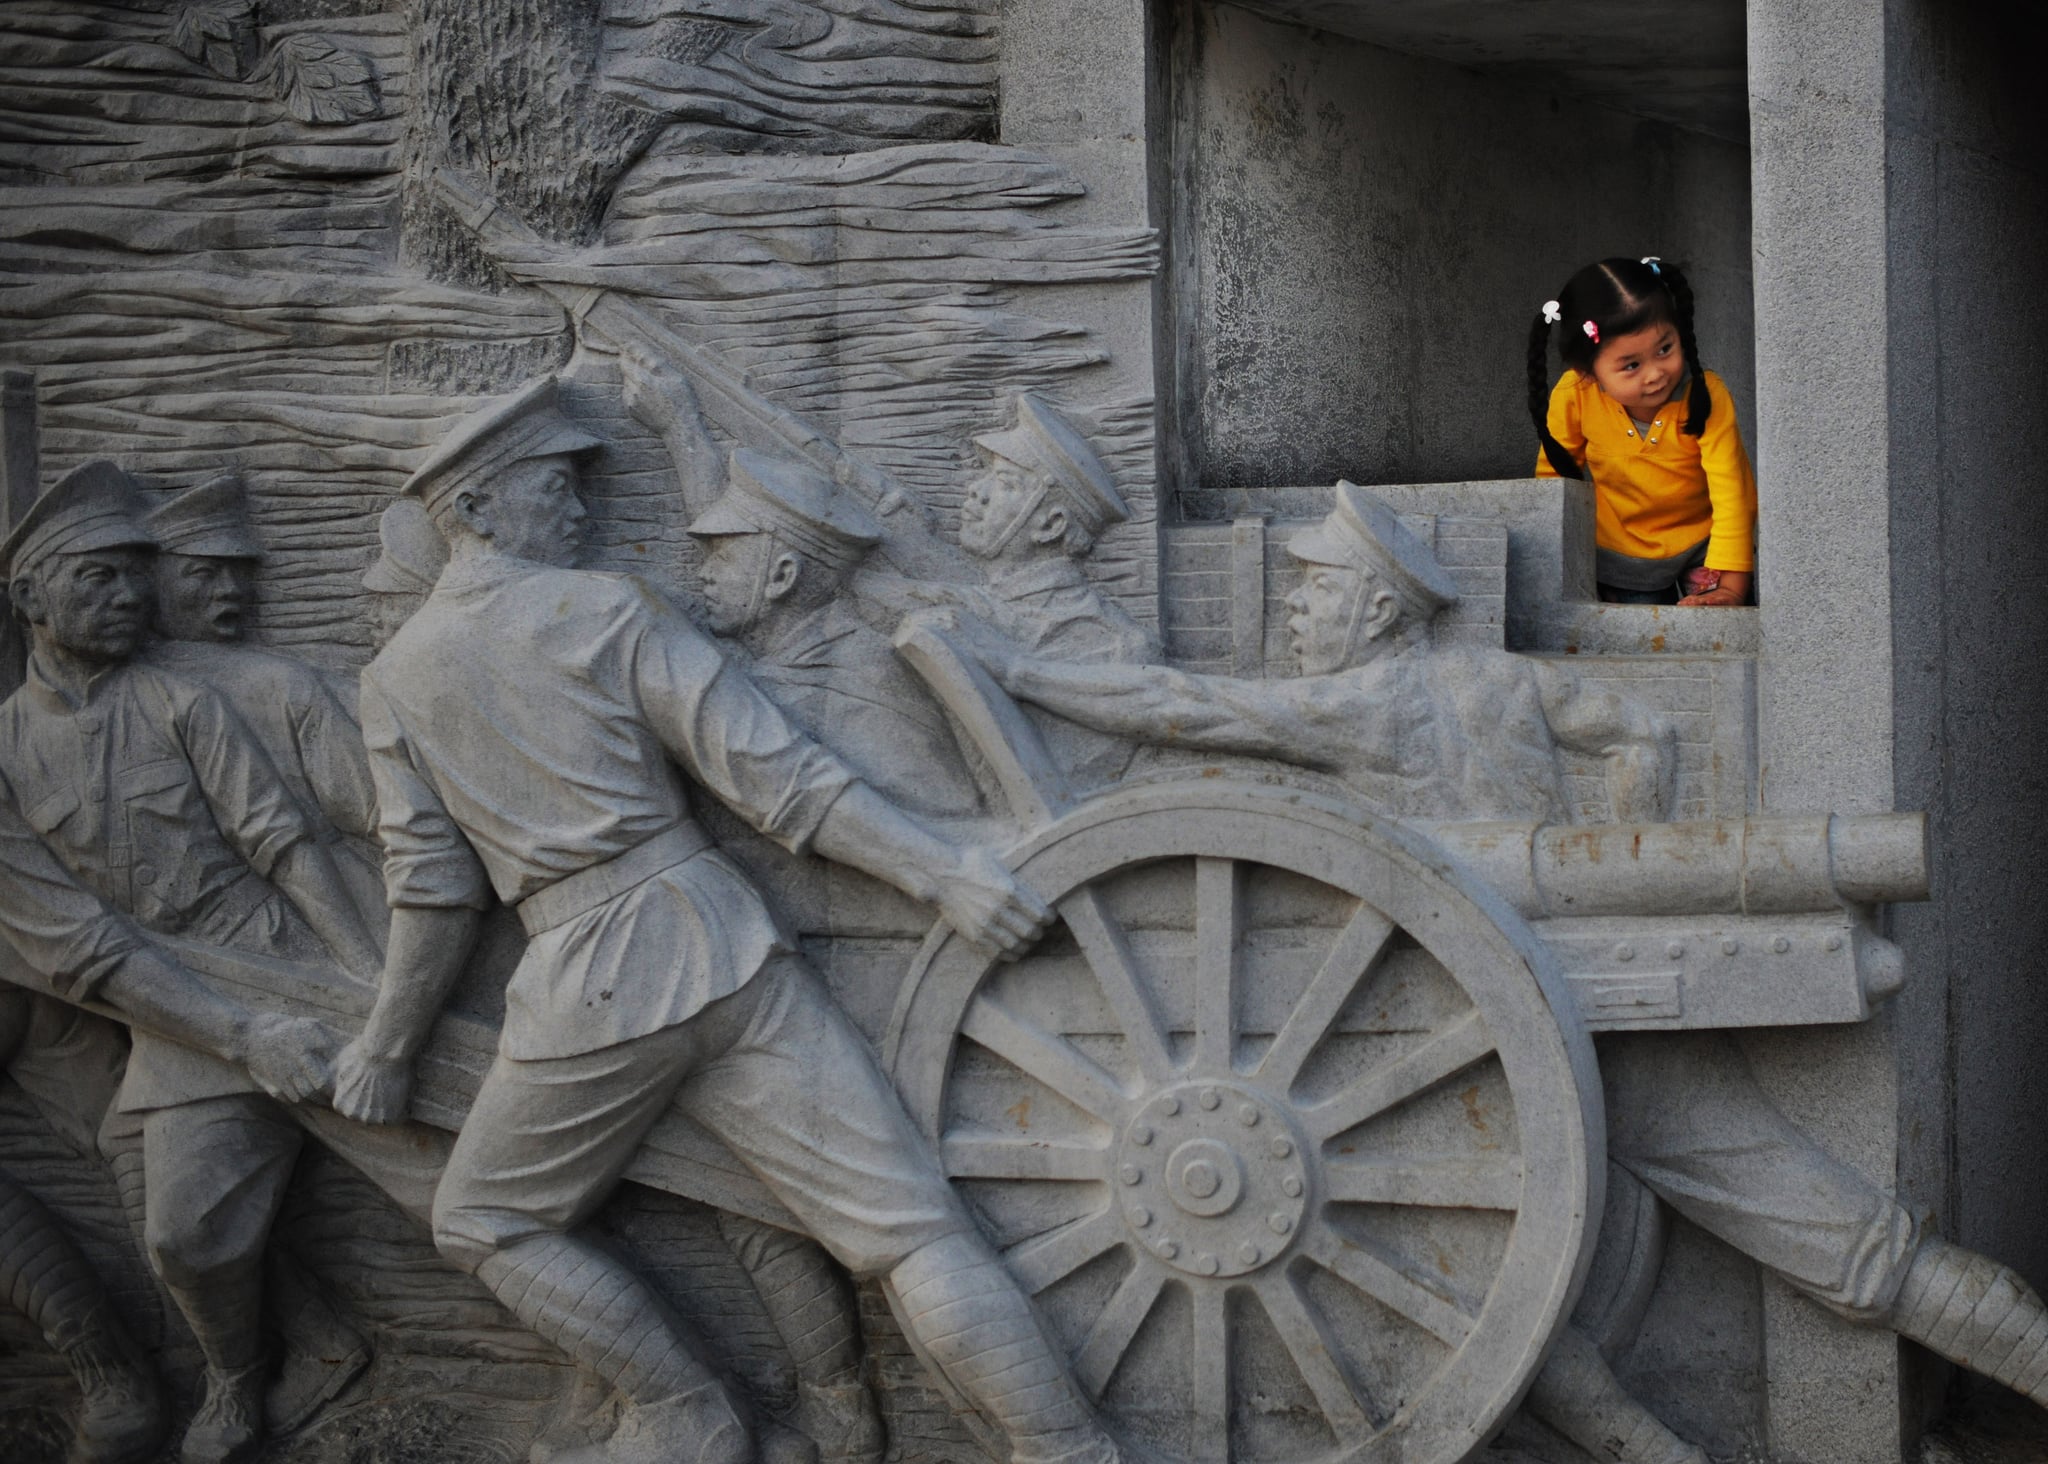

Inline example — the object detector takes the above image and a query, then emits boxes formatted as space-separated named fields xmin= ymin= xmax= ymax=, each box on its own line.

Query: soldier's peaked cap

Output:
xmin=687 ymin=449 xmax=881 ymax=573
xmin=402 ymin=375 xmax=602 ymax=512
xmin=142 ymin=471 xmax=263 ymax=560
xmin=972 ymin=394 xmax=1127 ymax=536
xmin=1287 ymin=481 xmax=1459 ymax=617
xmin=362 ymin=498 xmax=449 ymax=595
xmin=2 ymin=460 xmax=156 ymax=582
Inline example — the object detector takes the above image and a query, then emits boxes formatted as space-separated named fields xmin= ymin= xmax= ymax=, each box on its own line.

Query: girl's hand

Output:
xmin=1678 ymin=569 xmax=1750 ymax=607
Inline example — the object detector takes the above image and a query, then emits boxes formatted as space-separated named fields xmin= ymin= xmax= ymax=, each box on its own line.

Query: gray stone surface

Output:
xmin=1163 ymin=3 xmax=1755 ymax=499
xmin=1 ymin=3 xmax=2043 ymax=1463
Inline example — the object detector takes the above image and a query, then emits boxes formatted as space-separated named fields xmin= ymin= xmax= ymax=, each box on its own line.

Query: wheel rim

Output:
xmin=886 ymin=782 xmax=1603 ymax=1464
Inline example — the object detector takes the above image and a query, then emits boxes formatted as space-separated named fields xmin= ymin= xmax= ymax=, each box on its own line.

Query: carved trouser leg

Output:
xmin=1602 ymin=1033 xmax=1919 ymax=1316
xmin=0 ymin=1168 xmax=166 ymax=1464
xmin=1 ymin=989 xmax=158 ymax=1349
xmin=718 ymin=1212 xmax=885 ymax=1464
xmin=1524 ymin=1327 xmax=1705 ymax=1464
xmin=433 ymin=958 xmax=1112 ymax=1464
xmin=888 ymin=1233 xmax=1104 ymax=1464
xmin=1887 ymin=1239 xmax=2048 ymax=1407
xmin=678 ymin=962 xmax=1109 ymax=1464
xmin=142 ymin=1092 xmax=302 ymax=1463
xmin=718 ymin=1213 xmax=863 ymax=1387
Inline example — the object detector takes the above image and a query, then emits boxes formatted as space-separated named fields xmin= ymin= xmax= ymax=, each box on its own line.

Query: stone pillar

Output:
xmin=1747 ymin=0 xmax=1943 ymax=1456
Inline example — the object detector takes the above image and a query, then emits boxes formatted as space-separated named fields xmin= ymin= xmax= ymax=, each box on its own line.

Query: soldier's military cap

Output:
xmin=142 ymin=471 xmax=263 ymax=560
xmin=402 ymin=375 xmax=603 ymax=513
xmin=687 ymin=449 xmax=882 ymax=574
xmin=2 ymin=460 xmax=156 ymax=582
xmin=972 ymin=394 xmax=1128 ymax=538
xmin=1287 ymin=481 xmax=1460 ymax=617
xmin=362 ymin=498 xmax=449 ymax=595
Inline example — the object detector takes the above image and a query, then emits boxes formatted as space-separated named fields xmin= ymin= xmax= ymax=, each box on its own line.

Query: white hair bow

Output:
xmin=1541 ymin=300 xmax=1562 ymax=324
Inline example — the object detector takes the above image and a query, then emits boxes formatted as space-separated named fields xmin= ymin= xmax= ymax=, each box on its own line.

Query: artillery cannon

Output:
xmin=124 ymin=625 xmax=1928 ymax=1464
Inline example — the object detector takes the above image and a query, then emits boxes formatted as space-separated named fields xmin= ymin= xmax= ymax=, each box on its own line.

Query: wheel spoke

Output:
xmin=1253 ymin=903 xmax=1396 ymax=1089
xmin=1253 ymin=1272 xmax=1373 ymax=1435
xmin=1004 ymin=1210 xmax=1125 ymax=1294
xmin=1073 ymin=1260 xmax=1168 ymax=1397
xmin=1190 ymin=1283 xmax=1231 ymax=1464
xmin=1322 ymin=1155 xmax=1525 ymax=1211
xmin=1192 ymin=858 xmax=1240 ymax=1075
xmin=1305 ymin=1009 xmax=1494 ymax=1141
xmin=942 ymin=1135 xmax=1110 ymax=1183
xmin=962 ymin=995 xmax=1133 ymax=1126
xmin=1058 ymin=888 xmax=1176 ymax=1084
xmin=1304 ymin=1226 xmax=1474 ymax=1346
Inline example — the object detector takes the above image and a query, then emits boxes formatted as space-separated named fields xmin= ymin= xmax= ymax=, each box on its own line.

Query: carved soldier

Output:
xmin=688 ymin=450 xmax=982 ymax=821
xmin=0 ymin=461 xmax=382 ymax=1463
xmin=140 ymin=474 xmax=384 ymax=931
xmin=973 ymin=482 xmax=2048 ymax=1456
xmin=330 ymin=376 xmax=1121 ymax=1464
xmin=359 ymin=497 xmax=446 ymax=652
xmin=957 ymin=394 xmax=1157 ymax=666
xmin=1 ymin=784 xmax=366 ymax=1463
xmin=979 ymin=482 xmax=1669 ymax=822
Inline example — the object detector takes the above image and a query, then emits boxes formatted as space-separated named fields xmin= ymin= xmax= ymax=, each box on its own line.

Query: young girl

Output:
xmin=1528 ymin=257 xmax=1756 ymax=606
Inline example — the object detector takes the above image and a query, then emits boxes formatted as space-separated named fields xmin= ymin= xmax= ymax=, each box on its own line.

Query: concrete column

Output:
xmin=1747 ymin=0 xmax=1921 ymax=1457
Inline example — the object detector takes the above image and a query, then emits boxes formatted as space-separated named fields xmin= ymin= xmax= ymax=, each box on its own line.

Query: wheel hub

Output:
xmin=1113 ymin=1080 xmax=1310 ymax=1278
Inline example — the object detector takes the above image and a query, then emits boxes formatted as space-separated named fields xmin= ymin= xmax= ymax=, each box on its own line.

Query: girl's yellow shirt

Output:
xmin=1535 ymin=367 xmax=1757 ymax=572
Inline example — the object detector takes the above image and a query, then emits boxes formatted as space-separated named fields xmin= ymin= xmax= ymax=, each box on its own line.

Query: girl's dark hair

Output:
xmin=1526 ymin=256 xmax=1711 ymax=479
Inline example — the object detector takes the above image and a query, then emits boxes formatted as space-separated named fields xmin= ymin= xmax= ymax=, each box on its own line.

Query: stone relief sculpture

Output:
xmin=0 ymin=6 xmax=2038 ymax=1464
xmin=328 ymin=376 xmax=1125 ymax=1464
xmin=914 ymin=484 xmax=2048 ymax=1463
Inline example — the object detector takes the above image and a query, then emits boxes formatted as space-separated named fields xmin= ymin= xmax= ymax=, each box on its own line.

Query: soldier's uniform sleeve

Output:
xmin=286 ymin=666 xmax=378 ymax=839
xmin=630 ymin=587 xmax=858 ymax=855
xmin=0 ymin=772 xmax=145 ymax=1002
xmin=171 ymin=677 xmax=312 ymax=880
xmin=359 ymin=672 xmax=491 ymax=910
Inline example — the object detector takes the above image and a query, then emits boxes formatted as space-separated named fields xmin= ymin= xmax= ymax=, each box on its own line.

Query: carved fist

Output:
xmin=331 ymin=1038 xmax=416 ymax=1124
xmin=617 ymin=340 xmax=700 ymax=429
xmin=244 ymin=1013 xmax=340 ymax=1105
xmin=936 ymin=845 xmax=1051 ymax=960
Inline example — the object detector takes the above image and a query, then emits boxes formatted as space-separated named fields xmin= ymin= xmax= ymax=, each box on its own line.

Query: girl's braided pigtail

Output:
xmin=1658 ymin=260 xmax=1713 ymax=436
xmin=1528 ymin=309 xmax=1583 ymax=479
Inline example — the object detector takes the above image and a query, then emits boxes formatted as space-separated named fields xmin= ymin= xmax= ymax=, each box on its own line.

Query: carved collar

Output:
xmin=985 ymin=553 xmax=1089 ymax=602
xmin=22 ymin=649 xmax=125 ymax=715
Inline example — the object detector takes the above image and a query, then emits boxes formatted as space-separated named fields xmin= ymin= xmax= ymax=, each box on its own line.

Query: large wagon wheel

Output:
xmin=885 ymin=781 xmax=1603 ymax=1464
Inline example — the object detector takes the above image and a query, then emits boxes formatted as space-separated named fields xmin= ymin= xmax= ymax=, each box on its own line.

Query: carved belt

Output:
xmin=515 ymin=822 xmax=714 ymax=937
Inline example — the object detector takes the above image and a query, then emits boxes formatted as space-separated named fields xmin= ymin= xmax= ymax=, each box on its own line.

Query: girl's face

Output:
xmin=1588 ymin=319 xmax=1684 ymax=418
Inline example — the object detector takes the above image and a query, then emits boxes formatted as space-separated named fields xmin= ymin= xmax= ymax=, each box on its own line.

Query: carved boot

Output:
xmin=1888 ymin=1237 xmax=2048 ymax=1407
xmin=60 ymin=1317 xmax=167 ymax=1464
xmin=1524 ymin=1327 xmax=1707 ymax=1464
xmin=0 ymin=1171 xmax=166 ymax=1464
xmin=793 ymin=1380 xmax=885 ymax=1464
xmin=179 ymin=1362 xmax=267 ymax=1464
xmin=890 ymin=1232 xmax=1116 ymax=1464
xmin=264 ymin=1249 xmax=371 ymax=1434
xmin=556 ymin=1383 xmax=754 ymax=1464
xmin=473 ymin=1232 xmax=749 ymax=1464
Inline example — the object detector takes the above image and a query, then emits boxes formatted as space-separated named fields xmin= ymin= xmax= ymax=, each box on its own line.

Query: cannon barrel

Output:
xmin=1426 ymin=813 xmax=1928 ymax=920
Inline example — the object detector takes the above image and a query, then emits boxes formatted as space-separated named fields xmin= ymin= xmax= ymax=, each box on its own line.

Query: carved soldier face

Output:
xmin=456 ymin=455 xmax=588 ymax=567
xmin=156 ymin=552 xmax=256 ymax=642
xmin=1286 ymin=563 xmax=1403 ymax=676
xmin=14 ymin=547 xmax=157 ymax=664
xmin=694 ymin=532 xmax=807 ymax=636
xmin=959 ymin=459 xmax=1055 ymax=561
